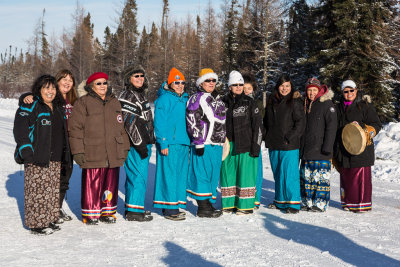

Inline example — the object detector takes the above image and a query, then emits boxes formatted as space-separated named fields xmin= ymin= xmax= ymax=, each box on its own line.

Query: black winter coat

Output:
xmin=264 ymin=91 xmax=306 ymax=150
xmin=223 ymin=92 xmax=262 ymax=156
xmin=333 ymin=95 xmax=382 ymax=168
xmin=14 ymin=97 xmax=71 ymax=167
xmin=119 ymin=88 xmax=155 ymax=154
xmin=301 ymin=90 xmax=337 ymax=160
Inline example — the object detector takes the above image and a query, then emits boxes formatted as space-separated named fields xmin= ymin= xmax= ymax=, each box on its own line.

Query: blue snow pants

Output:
xmin=153 ymin=144 xmax=190 ymax=209
xmin=124 ymin=144 xmax=152 ymax=213
xmin=269 ymin=149 xmax=300 ymax=210
xmin=187 ymin=145 xmax=223 ymax=204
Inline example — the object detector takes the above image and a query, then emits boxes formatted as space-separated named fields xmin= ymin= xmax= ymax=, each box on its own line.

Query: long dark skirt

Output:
xmin=340 ymin=166 xmax=372 ymax=211
xmin=24 ymin=161 xmax=61 ymax=228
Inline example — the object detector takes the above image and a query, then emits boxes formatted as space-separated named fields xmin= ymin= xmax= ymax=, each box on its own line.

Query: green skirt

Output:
xmin=220 ymin=142 xmax=258 ymax=210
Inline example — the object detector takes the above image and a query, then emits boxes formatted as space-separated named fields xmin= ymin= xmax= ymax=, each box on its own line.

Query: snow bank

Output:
xmin=374 ymin=122 xmax=400 ymax=183
xmin=0 ymin=98 xmax=18 ymax=119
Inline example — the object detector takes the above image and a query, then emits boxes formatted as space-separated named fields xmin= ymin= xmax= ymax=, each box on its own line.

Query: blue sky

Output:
xmin=0 ymin=0 xmax=224 ymax=56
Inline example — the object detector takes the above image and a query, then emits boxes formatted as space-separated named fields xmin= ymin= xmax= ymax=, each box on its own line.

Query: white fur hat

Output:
xmin=341 ymin=80 xmax=357 ymax=91
xmin=228 ymin=71 xmax=244 ymax=87
xmin=196 ymin=68 xmax=218 ymax=87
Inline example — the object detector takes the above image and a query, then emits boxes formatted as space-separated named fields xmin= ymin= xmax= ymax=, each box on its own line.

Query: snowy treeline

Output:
xmin=0 ymin=0 xmax=399 ymax=121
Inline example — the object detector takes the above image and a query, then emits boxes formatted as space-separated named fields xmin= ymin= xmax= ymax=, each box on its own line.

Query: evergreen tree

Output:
xmin=318 ymin=0 xmax=395 ymax=121
xmin=69 ymin=5 xmax=95 ymax=83
xmin=202 ymin=1 xmax=221 ymax=72
xmin=287 ymin=0 xmax=315 ymax=89
xmin=39 ymin=9 xmax=52 ymax=75
xmin=221 ymin=0 xmax=239 ymax=75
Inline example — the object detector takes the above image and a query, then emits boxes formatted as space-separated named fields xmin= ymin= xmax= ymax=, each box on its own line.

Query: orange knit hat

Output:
xmin=167 ymin=68 xmax=185 ymax=85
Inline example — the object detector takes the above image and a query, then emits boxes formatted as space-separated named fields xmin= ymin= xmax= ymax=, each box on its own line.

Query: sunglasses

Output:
xmin=95 ymin=82 xmax=108 ymax=86
xmin=133 ymin=74 xmax=145 ymax=78
xmin=204 ymin=79 xmax=217 ymax=83
xmin=343 ymin=89 xmax=355 ymax=94
xmin=231 ymin=84 xmax=244 ymax=87
xmin=173 ymin=81 xmax=186 ymax=85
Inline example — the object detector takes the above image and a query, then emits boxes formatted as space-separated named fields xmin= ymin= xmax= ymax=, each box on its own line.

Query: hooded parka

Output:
xmin=301 ymin=89 xmax=337 ymax=161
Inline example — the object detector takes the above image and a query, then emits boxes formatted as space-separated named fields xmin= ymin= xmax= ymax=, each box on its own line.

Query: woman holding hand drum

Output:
xmin=333 ymin=80 xmax=381 ymax=212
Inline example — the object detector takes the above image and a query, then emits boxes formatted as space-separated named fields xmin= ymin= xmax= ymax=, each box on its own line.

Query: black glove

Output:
xmin=249 ymin=151 xmax=259 ymax=158
xmin=136 ymin=146 xmax=148 ymax=159
xmin=73 ymin=153 xmax=85 ymax=166
xmin=196 ymin=147 xmax=204 ymax=156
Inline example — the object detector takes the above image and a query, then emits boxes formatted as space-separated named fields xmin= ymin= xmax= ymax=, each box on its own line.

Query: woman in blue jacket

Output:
xmin=153 ymin=68 xmax=190 ymax=221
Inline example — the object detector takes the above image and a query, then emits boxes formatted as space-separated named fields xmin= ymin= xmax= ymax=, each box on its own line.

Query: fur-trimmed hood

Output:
xmin=362 ymin=95 xmax=371 ymax=103
xmin=319 ymin=89 xmax=334 ymax=102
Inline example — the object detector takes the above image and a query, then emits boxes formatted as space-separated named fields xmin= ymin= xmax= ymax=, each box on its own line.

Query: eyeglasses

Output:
xmin=204 ymin=79 xmax=217 ymax=83
xmin=95 ymin=82 xmax=108 ymax=86
xmin=231 ymin=84 xmax=244 ymax=87
xmin=343 ymin=89 xmax=355 ymax=94
xmin=173 ymin=81 xmax=186 ymax=85
xmin=133 ymin=74 xmax=145 ymax=78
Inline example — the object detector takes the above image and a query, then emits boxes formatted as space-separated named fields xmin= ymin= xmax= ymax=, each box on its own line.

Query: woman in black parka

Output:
xmin=300 ymin=77 xmax=337 ymax=212
xmin=333 ymin=80 xmax=381 ymax=213
xmin=264 ymin=74 xmax=305 ymax=214
xmin=14 ymin=75 xmax=71 ymax=235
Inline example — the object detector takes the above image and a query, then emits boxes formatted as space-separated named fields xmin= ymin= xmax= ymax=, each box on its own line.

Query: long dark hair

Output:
xmin=56 ymin=69 xmax=77 ymax=105
xmin=270 ymin=74 xmax=295 ymax=106
xmin=31 ymin=75 xmax=64 ymax=106
xmin=242 ymin=73 xmax=258 ymax=93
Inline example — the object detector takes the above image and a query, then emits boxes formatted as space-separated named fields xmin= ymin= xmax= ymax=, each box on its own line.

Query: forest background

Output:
xmin=0 ymin=0 xmax=399 ymax=122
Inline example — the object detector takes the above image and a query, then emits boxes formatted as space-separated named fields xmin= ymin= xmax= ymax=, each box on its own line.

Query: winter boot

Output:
xmin=48 ymin=222 xmax=61 ymax=231
xmin=300 ymin=206 xmax=310 ymax=211
xmin=83 ymin=218 xmax=99 ymax=225
xmin=236 ymin=209 xmax=254 ymax=215
xmin=125 ymin=211 xmax=153 ymax=222
xmin=222 ymin=208 xmax=236 ymax=214
xmin=267 ymin=203 xmax=278 ymax=209
xmin=285 ymin=207 xmax=299 ymax=214
xmin=60 ymin=208 xmax=73 ymax=221
xmin=30 ymin=227 xmax=54 ymax=235
xmin=310 ymin=206 xmax=324 ymax=212
xmin=99 ymin=215 xmax=117 ymax=224
xmin=162 ymin=209 xmax=185 ymax=221
xmin=196 ymin=200 xmax=222 ymax=218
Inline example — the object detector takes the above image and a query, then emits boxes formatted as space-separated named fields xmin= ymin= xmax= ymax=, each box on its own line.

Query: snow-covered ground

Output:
xmin=1 ymin=98 xmax=400 ymax=266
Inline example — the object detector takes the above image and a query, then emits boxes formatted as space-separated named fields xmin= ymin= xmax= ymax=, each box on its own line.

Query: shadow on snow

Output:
xmin=162 ymin=241 xmax=222 ymax=267
xmin=6 ymin=170 xmax=26 ymax=228
xmin=262 ymin=212 xmax=400 ymax=266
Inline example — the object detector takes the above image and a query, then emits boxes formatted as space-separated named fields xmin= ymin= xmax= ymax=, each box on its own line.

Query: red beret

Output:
xmin=86 ymin=72 xmax=109 ymax=85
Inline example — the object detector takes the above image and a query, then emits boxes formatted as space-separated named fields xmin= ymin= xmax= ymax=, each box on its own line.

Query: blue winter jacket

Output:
xmin=154 ymin=82 xmax=190 ymax=149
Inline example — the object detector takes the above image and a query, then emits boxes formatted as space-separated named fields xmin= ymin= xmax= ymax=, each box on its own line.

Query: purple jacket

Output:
xmin=186 ymin=91 xmax=226 ymax=148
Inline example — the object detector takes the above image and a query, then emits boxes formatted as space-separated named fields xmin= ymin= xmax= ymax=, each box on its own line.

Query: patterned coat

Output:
xmin=119 ymin=88 xmax=155 ymax=153
xmin=186 ymin=90 xmax=226 ymax=148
